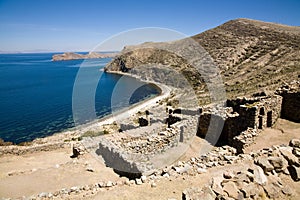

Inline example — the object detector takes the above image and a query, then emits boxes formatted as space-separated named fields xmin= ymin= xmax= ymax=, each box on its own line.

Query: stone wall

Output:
xmin=280 ymin=92 xmax=300 ymax=122
xmin=276 ymin=80 xmax=300 ymax=122
xmin=95 ymin=137 xmax=152 ymax=178
xmin=95 ymin=116 xmax=196 ymax=178
xmin=198 ymin=95 xmax=282 ymax=147
xmin=232 ymin=128 xmax=260 ymax=153
xmin=197 ymin=113 xmax=226 ymax=145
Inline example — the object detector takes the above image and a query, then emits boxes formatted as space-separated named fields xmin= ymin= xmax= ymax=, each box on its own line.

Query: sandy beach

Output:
xmin=75 ymin=80 xmax=172 ymax=134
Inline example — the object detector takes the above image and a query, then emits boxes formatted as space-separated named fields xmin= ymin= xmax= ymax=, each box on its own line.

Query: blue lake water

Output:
xmin=0 ymin=53 xmax=159 ymax=144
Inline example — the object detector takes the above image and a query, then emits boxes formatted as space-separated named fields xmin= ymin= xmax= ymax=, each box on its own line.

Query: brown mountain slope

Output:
xmin=193 ymin=18 xmax=300 ymax=96
xmin=105 ymin=18 xmax=300 ymax=104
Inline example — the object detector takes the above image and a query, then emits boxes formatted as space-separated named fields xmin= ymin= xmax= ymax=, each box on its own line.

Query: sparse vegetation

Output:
xmin=0 ymin=138 xmax=13 ymax=146
xmin=80 ymin=129 xmax=110 ymax=138
xmin=106 ymin=18 xmax=300 ymax=102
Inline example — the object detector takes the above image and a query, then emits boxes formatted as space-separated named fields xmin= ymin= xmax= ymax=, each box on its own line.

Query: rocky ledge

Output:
xmin=52 ymin=52 xmax=118 ymax=61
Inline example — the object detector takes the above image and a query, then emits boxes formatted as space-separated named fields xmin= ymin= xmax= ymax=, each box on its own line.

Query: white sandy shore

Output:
xmin=74 ymin=74 xmax=172 ymax=134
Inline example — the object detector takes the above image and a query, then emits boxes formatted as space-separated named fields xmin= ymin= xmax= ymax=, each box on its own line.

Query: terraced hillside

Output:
xmin=105 ymin=18 xmax=300 ymax=104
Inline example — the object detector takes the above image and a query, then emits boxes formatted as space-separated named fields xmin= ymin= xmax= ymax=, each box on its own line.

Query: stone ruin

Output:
xmin=93 ymin=81 xmax=299 ymax=178
xmin=198 ymin=80 xmax=300 ymax=153
xmin=277 ymin=81 xmax=300 ymax=123
xmin=94 ymin=107 xmax=199 ymax=178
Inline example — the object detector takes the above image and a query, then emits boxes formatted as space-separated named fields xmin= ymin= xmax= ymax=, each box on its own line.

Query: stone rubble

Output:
xmin=7 ymin=138 xmax=300 ymax=200
xmin=114 ymin=126 xmax=181 ymax=155
xmin=182 ymin=138 xmax=300 ymax=200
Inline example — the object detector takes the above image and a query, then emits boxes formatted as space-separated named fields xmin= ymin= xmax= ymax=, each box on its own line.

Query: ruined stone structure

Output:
xmin=198 ymin=81 xmax=300 ymax=153
xmin=95 ymin=110 xmax=198 ymax=178
xmin=95 ymin=82 xmax=299 ymax=177
xmin=198 ymin=94 xmax=282 ymax=147
xmin=276 ymin=81 xmax=300 ymax=123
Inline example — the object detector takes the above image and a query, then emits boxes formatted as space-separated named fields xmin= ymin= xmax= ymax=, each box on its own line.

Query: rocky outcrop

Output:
xmin=52 ymin=52 xmax=117 ymax=61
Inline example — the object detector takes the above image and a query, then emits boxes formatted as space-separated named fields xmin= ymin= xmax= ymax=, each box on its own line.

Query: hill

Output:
xmin=105 ymin=18 xmax=300 ymax=104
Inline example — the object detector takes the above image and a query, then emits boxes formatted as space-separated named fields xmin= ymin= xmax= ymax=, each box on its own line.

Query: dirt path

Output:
xmin=0 ymin=146 xmax=119 ymax=198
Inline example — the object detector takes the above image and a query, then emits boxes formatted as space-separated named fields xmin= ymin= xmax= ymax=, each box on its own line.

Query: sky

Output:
xmin=0 ymin=0 xmax=299 ymax=52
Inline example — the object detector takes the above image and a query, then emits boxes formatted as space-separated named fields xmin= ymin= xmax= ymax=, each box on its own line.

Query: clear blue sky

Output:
xmin=0 ymin=0 xmax=299 ymax=52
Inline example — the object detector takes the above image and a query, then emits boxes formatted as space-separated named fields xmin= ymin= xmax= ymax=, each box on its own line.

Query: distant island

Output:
xmin=52 ymin=52 xmax=118 ymax=61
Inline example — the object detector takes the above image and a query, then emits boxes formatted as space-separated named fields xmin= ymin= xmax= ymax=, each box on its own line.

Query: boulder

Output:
xmin=253 ymin=166 xmax=268 ymax=185
xmin=135 ymin=178 xmax=143 ymax=185
xmin=38 ymin=192 xmax=49 ymax=198
xmin=141 ymin=175 xmax=147 ymax=183
xmin=280 ymin=147 xmax=299 ymax=166
xmin=255 ymin=156 xmax=274 ymax=172
xmin=211 ymin=177 xmax=224 ymax=195
xmin=124 ymin=179 xmax=131 ymax=186
xmin=223 ymin=171 xmax=234 ymax=179
xmin=287 ymin=165 xmax=300 ymax=181
xmin=268 ymin=156 xmax=287 ymax=172
xmin=197 ymin=167 xmax=207 ymax=174
xmin=86 ymin=166 xmax=94 ymax=172
xmin=263 ymin=182 xmax=281 ymax=199
xmin=106 ymin=181 xmax=113 ymax=187
xmin=151 ymin=182 xmax=157 ymax=188
xmin=234 ymin=172 xmax=250 ymax=183
xmin=98 ymin=182 xmax=105 ymax=188
xmin=224 ymin=155 xmax=239 ymax=162
xmin=174 ymin=164 xmax=192 ymax=174
xmin=182 ymin=186 xmax=216 ymax=200
xmin=281 ymin=185 xmax=294 ymax=196
xmin=240 ymin=182 xmax=260 ymax=198
xmin=293 ymin=148 xmax=300 ymax=157
xmin=289 ymin=139 xmax=300 ymax=148
xmin=222 ymin=181 xmax=241 ymax=199
xmin=70 ymin=186 xmax=79 ymax=192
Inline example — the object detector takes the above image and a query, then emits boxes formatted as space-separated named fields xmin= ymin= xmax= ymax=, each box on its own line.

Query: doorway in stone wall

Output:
xmin=258 ymin=116 xmax=263 ymax=129
xmin=260 ymin=107 xmax=265 ymax=115
xmin=267 ymin=111 xmax=273 ymax=127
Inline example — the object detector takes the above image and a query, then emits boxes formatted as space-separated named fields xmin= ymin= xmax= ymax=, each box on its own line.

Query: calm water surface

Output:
xmin=0 ymin=53 xmax=159 ymax=143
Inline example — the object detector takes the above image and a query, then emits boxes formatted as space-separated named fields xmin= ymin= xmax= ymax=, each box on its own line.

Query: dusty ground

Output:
xmin=244 ymin=118 xmax=300 ymax=153
xmin=0 ymin=118 xmax=299 ymax=199
xmin=0 ymin=146 xmax=119 ymax=199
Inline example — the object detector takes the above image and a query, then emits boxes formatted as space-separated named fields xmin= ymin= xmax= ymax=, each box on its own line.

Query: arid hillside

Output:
xmin=105 ymin=18 xmax=300 ymax=104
